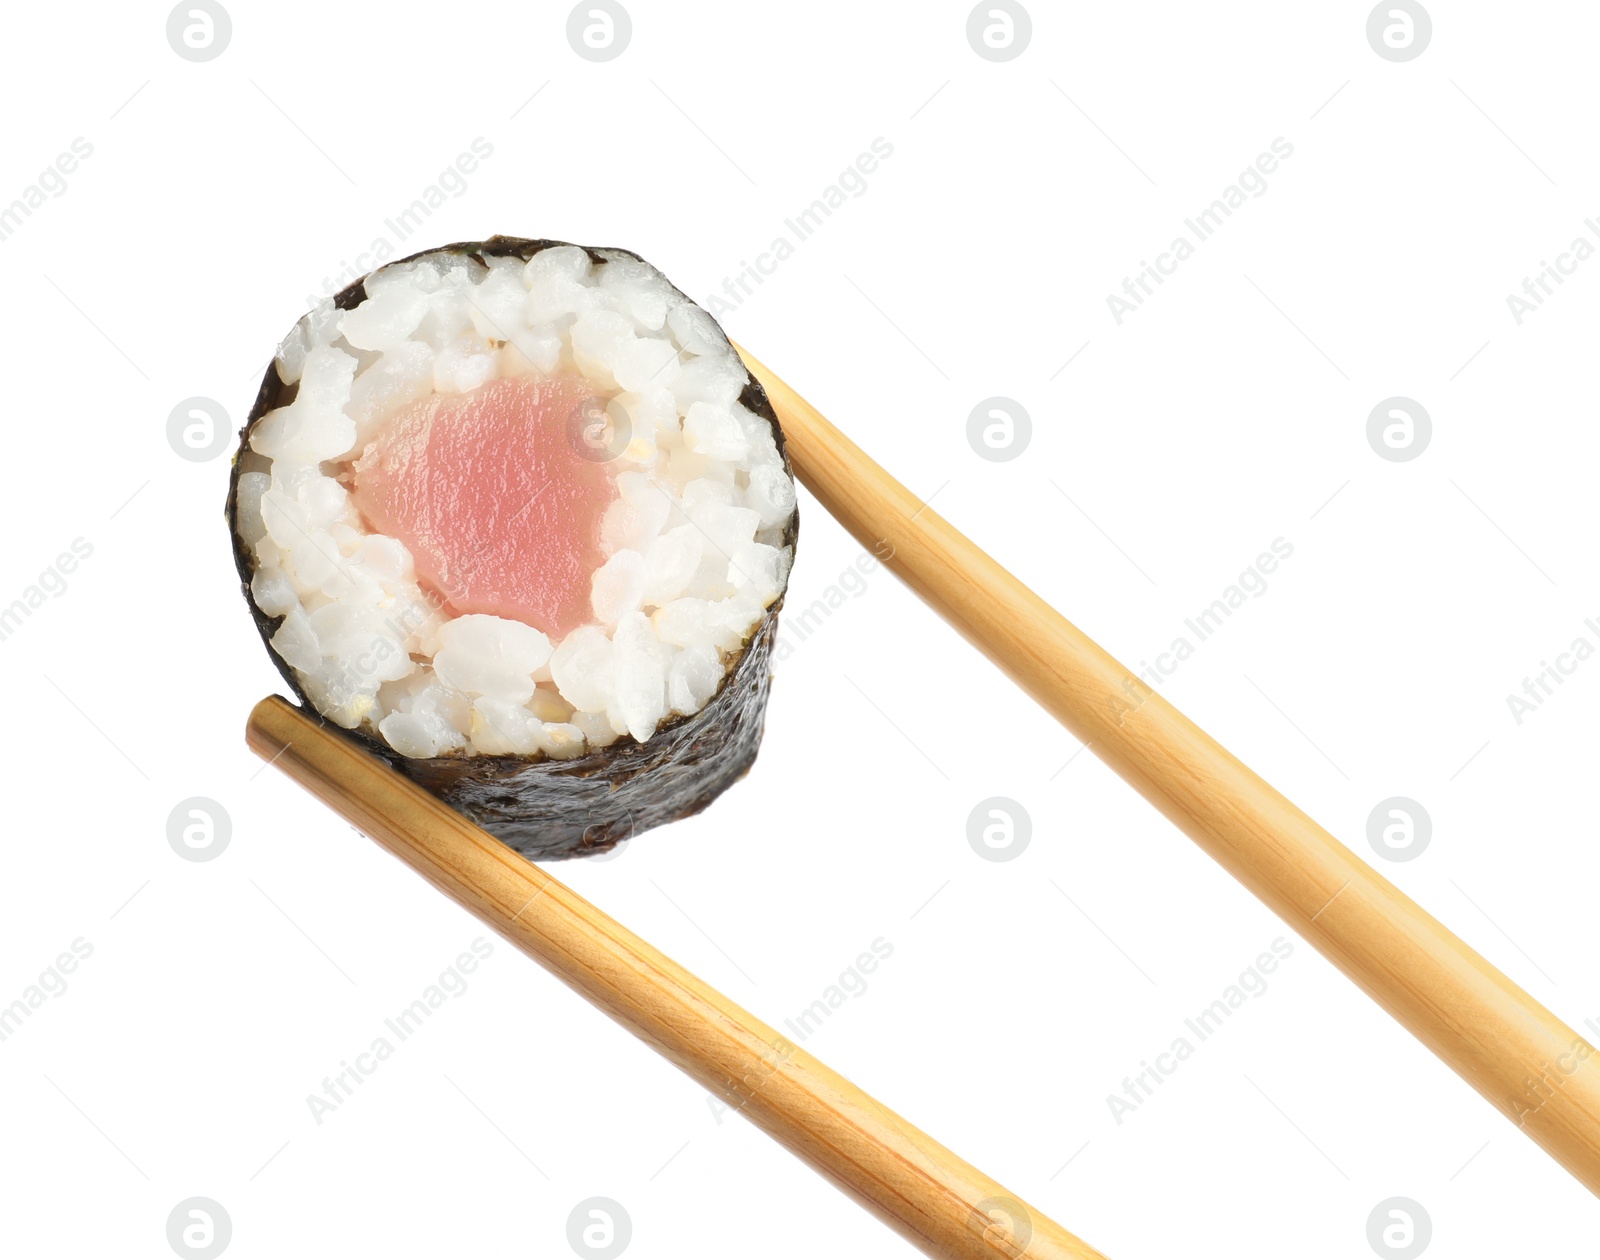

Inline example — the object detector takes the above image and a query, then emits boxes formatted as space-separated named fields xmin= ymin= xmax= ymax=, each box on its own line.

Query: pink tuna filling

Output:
xmin=351 ymin=375 xmax=617 ymax=638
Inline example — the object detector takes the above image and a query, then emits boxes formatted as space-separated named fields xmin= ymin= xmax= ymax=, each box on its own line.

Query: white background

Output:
xmin=1 ymin=2 xmax=1597 ymax=1257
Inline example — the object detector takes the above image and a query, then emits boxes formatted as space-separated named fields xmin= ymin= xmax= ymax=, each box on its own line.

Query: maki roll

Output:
xmin=228 ymin=237 xmax=798 ymax=859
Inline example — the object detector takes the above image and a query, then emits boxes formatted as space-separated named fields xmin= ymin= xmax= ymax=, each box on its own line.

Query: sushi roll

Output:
xmin=227 ymin=237 xmax=798 ymax=859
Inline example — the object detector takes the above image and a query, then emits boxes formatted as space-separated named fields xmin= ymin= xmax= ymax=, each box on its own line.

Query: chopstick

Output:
xmin=735 ymin=343 xmax=1600 ymax=1196
xmin=246 ymin=696 xmax=1107 ymax=1260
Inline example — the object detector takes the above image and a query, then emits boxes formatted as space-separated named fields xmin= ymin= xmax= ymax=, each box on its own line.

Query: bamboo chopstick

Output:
xmin=734 ymin=343 xmax=1600 ymax=1196
xmin=246 ymin=696 xmax=1106 ymax=1260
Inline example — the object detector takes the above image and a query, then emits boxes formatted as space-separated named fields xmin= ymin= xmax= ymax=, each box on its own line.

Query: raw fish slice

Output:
xmin=352 ymin=375 xmax=614 ymax=638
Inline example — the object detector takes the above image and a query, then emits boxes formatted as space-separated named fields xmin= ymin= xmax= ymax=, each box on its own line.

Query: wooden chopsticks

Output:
xmin=246 ymin=696 xmax=1107 ymax=1260
xmin=735 ymin=342 xmax=1600 ymax=1196
xmin=246 ymin=342 xmax=1597 ymax=1256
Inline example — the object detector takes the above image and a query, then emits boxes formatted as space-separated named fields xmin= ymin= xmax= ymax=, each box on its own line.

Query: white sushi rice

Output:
xmin=234 ymin=245 xmax=796 ymax=760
